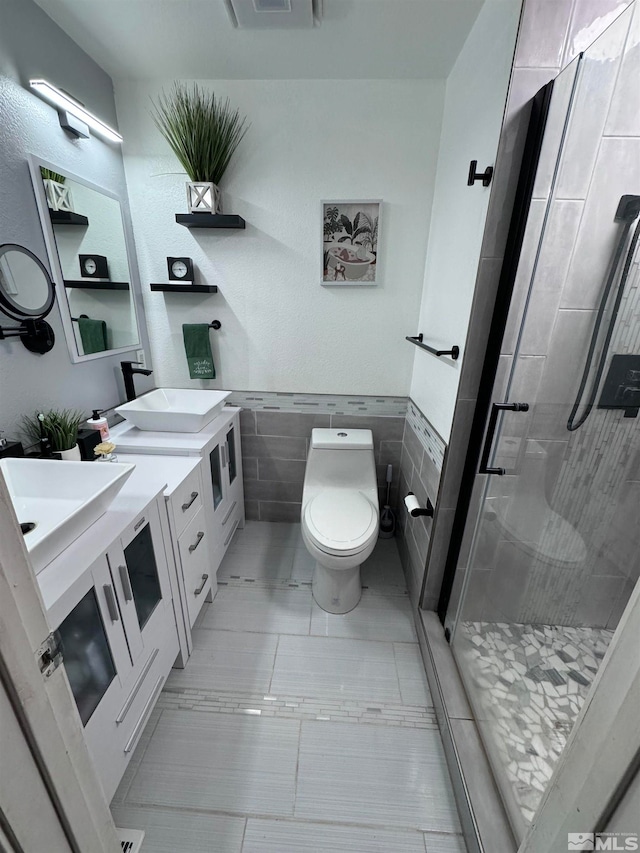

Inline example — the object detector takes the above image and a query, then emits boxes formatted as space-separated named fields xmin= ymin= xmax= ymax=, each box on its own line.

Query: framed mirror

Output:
xmin=28 ymin=156 xmax=141 ymax=363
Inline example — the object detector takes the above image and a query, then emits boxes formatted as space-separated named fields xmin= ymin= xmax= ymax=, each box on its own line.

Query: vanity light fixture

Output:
xmin=29 ymin=79 xmax=123 ymax=144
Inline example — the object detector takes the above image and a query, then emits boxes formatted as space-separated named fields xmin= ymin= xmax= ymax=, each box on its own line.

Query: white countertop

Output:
xmin=112 ymin=453 xmax=201 ymax=497
xmin=37 ymin=456 xmax=194 ymax=621
xmin=110 ymin=406 xmax=240 ymax=455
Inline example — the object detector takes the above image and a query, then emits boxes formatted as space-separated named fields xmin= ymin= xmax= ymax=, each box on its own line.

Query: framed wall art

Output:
xmin=322 ymin=199 xmax=381 ymax=286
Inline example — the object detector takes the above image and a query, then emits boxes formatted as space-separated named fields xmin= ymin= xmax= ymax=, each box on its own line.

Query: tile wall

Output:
xmin=230 ymin=390 xmax=448 ymax=608
xmin=455 ymin=1 xmax=640 ymax=630
xmin=397 ymin=402 xmax=448 ymax=607
xmin=440 ymin=0 xmax=637 ymax=629
xmin=229 ymin=392 xmax=407 ymax=523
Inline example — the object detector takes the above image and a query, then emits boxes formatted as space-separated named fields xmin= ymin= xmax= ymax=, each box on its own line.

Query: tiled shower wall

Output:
xmin=439 ymin=0 xmax=637 ymax=630
xmin=499 ymin=1 xmax=640 ymax=627
xmin=228 ymin=392 xmax=407 ymax=523
xmin=449 ymin=0 xmax=640 ymax=630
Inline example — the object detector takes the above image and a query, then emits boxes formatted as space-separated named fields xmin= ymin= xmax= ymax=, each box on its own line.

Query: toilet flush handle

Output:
xmin=479 ymin=402 xmax=530 ymax=476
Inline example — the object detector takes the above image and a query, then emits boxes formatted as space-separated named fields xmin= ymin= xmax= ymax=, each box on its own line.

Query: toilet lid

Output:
xmin=305 ymin=489 xmax=378 ymax=556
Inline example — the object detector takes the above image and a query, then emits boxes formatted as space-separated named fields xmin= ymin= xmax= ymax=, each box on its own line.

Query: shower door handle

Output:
xmin=479 ymin=402 xmax=529 ymax=475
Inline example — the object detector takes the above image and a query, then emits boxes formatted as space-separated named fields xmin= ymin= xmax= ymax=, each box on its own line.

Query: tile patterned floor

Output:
xmin=458 ymin=620 xmax=613 ymax=825
xmin=111 ymin=522 xmax=466 ymax=852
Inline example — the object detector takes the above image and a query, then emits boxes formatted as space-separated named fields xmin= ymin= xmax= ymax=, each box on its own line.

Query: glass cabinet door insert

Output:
xmin=58 ymin=587 xmax=117 ymax=726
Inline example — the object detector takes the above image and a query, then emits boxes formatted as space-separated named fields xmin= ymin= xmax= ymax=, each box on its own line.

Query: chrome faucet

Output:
xmin=120 ymin=360 xmax=153 ymax=402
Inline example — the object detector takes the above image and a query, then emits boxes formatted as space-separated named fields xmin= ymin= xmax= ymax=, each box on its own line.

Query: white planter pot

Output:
xmin=186 ymin=181 xmax=222 ymax=214
xmin=44 ymin=180 xmax=74 ymax=212
xmin=59 ymin=445 xmax=81 ymax=461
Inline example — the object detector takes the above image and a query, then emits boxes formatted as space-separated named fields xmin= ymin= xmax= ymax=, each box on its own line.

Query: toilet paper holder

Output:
xmin=404 ymin=492 xmax=434 ymax=518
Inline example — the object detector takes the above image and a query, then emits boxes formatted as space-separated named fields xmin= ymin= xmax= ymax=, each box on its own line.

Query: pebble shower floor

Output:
xmin=459 ymin=621 xmax=613 ymax=824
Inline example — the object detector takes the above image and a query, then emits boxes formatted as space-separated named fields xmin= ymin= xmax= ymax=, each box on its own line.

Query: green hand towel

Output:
xmin=78 ymin=317 xmax=108 ymax=354
xmin=183 ymin=324 xmax=215 ymax=379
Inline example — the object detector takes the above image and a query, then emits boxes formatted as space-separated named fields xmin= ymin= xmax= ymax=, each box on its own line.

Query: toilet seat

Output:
xmin=304 ymin=489 xmax=378 ymax=557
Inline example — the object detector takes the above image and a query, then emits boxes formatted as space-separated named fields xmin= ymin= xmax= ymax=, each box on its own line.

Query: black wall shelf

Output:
xmin=64 ymin=280 xmax=130 ymax=291
xmin=49 ymin=211 xmax=89 ymax=226
xmin=175 ymin=213 xmax=246 ymax=229
xmin=150 ymin=283 xmax=218 ymax=293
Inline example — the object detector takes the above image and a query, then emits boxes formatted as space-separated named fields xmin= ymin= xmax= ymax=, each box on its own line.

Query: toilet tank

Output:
xmin=304 ymin=429 xmax=376 ymax=492
xmin=311 ymin=429 xmax=374 ymax=450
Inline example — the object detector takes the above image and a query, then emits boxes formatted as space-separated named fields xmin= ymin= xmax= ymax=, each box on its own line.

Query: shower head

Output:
xmin=615 ymin=194 xmax=640 ymax=222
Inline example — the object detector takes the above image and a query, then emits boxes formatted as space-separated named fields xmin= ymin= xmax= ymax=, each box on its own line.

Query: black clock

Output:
xmin=167 ymin=257 xmax=194 ymax=282
xmin=79 ymin=254 xmax=109 ymax=279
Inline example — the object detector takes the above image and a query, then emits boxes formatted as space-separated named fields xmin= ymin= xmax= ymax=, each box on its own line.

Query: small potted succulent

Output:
xmin=22 ymin=409 xmax=86 ymax=460
xmin=150 ymin=83 xmax=249 ymax=214
xmin=40 ymin=167 xmax=74 ymax=213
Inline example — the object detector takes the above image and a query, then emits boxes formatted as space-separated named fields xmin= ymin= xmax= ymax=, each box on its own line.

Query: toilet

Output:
xmin=301 ymin=428 xmax=379 ymax=613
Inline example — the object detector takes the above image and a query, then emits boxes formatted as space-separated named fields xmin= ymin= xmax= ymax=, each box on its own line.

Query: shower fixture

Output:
xmin=567 ymin=194 xmax=640 ymax=431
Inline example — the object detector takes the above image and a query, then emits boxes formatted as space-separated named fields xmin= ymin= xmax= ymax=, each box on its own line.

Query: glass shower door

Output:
xmin=448 ymin=2 xmax=640 ymax=840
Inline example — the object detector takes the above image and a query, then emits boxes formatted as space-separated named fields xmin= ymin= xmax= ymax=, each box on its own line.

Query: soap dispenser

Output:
xmin=0 ymin=430 xmax=24 ymax=459
xmin=86 ymin=409 xmax=110 ymax=440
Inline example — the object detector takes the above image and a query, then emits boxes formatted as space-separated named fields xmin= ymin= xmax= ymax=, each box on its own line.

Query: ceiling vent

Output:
xmin=225 ymin=0 xmax=322 ymax=28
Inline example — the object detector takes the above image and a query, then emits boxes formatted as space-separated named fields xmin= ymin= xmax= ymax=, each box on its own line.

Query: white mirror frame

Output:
xmin=28 ymin=154 xmax=143 ymax=364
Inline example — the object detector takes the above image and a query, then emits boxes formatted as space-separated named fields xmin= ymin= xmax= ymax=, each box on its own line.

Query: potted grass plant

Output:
xmin=40 ymin=167 xmax=73 ymax=213
xmin=22 ymin=409 xmax=86 ymax=460
xmin=150 ymin=83 xmax=249 ymax=214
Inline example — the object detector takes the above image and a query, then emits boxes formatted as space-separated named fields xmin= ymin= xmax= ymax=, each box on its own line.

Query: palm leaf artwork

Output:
xmin=22 ymin=409 xmax=85 ymax=452
xmin=150 ymin=84 xmax=249 ymax=185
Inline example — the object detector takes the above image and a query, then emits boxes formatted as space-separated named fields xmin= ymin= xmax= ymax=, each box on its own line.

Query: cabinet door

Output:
xmin=225 ymin=420 xmax=238 ymax=487
xmin=57 ymin=555 xmax=131 ymax=727
xmin=108 ymin=499 xmax=174 ymax=665
xmin=209 ymin=440 xmax=225 ymax=514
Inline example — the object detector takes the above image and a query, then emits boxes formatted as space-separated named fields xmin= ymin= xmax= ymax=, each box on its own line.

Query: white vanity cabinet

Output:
xmin=39 ymin=479 xmax=180 ymax=802
xmin=112 ymin=406 xmax=245 ymax=625
xmin=120 ymin=454 xmax=216 ymax=661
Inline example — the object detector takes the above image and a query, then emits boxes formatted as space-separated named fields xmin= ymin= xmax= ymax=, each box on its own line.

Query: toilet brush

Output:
xmin=379 ymin=464 xmax=396 ymax=538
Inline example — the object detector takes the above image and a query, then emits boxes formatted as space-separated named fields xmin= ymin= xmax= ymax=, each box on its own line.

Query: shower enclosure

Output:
xmin=445 ymin=2 xmax=640 ymax=840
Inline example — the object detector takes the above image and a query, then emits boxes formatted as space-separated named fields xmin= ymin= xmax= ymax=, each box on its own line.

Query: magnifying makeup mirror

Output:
xmin=0 ymin=244 xmax=56 ymax=353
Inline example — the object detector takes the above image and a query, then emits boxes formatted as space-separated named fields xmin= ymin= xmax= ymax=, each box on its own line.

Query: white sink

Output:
xmin=0 ymin=458 xmax=135 ymax=574
xmin=115 ymin=388 xmax=231 ymax=432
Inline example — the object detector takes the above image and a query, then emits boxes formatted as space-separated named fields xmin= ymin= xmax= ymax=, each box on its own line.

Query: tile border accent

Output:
xmin=228 ymin=390 xmax=409 ymax=417
xmin=407 ymin=399 xmax=447 ymax=470
xmin=158 ymin=687 xmax=438 ymax=729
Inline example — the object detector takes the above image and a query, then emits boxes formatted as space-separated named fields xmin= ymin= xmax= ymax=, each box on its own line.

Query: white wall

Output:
xmin=116 ymin=79 xmax=444 ymax=395
xmin=409 ymin=0 xmax=521 ymax=439
xmin=0 ymin=0 xmax=151 ymax=441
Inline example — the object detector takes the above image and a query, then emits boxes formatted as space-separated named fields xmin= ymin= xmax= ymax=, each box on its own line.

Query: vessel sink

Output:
xmin=115 ymin=388 xmax=231 ymax=432
xmin=0 ymin=458 xmax=135 ymax=574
